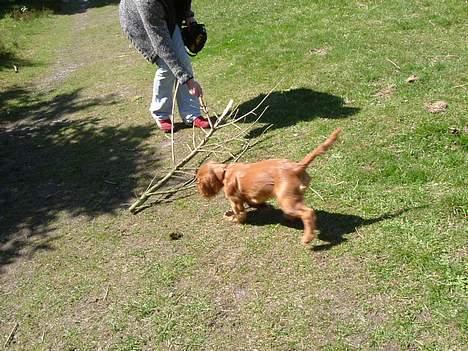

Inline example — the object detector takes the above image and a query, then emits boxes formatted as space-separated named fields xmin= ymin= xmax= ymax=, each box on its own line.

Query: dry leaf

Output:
xmin=449 ymin=126 xmax=468 ymax=136
xmin=309 ymin=47 xmax=328 ymax=56
xmin=406 ymin=75 xmax=419 ymax=83
xmin=425 ymin=100 xmax=448 ymax=113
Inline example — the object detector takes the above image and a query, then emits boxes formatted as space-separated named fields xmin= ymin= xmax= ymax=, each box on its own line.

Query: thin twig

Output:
xmin=218 ymin=107 xmax=270 ymax=146
xmin=355 ymin=227 xmax=364 ymax=239
xmin=174 ymin=169 xmax=196 ymax=176
xmin=192 ymin=123 xmax=197 ymax=149
xmin=452 ymin=83 xmax=467 ymax=89
xmin=233 ymin=124 xmax=273 ymax=162
xmin=103 ymin=286 xmax=110 ymax=301
xmin=147 ymin=184 xmax=196 ymax=196
xmin=171 ymin=81 xmax=180 ymax=164
xmin=4 ymin=322 xmax=18 ymax=348
xmin=199 ymin=96 xmax=209 ymax=115
xmin=309 ymin=186 xmax=324 ymax=201
xmin=217 ymin=103 xmax=268 ymax=129
xmin=200 ymin=96 xmax=213 ymax=129
xmin=147 ymin=177 xmax=196 ymax=196
xmin=386 ymin=58 xmax=401 ymax=70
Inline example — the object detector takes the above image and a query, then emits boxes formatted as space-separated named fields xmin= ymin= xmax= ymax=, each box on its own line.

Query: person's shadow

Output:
xmin=236 ymin=88 xmax=359 ymax=138
xmin=245 ymin=206 xmax=412 ymax=251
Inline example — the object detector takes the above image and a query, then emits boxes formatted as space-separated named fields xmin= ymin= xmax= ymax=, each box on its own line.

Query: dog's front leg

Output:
xmin=224 ymin=199 xmax=246 ymax=224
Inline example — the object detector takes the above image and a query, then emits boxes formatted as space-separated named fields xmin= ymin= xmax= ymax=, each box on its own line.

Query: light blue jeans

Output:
xmin=150 ymin=26 xmax=201 ymax=124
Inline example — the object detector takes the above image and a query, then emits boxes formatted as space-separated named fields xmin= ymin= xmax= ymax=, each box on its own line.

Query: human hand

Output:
xmin=186 ymin=79 xmax=203 ymax=97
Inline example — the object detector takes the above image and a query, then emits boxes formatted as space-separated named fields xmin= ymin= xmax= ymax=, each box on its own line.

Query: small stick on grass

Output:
xmin=170 ymin=81 xmax=180 ymax=164
xmin=452 ymin=83 xmax=467 ymax=89
xmin=4 ymin=322 xmax=18 ymax=348
xmin=386 ymin=58 xmax=401 ymax=71
xmin=103 ymin=286 xmax=110 ymax=301
xmin=309 ymin=186 xmax=324 ymax=201
xmin=355 ymin=227 xmax=364 ymax=239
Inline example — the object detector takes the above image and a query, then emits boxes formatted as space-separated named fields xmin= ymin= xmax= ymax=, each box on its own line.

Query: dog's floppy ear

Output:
xmin=212 ymin=165 xmax=226 ymax=183
xmin=196 ymin=162 xmax=225 ymax=198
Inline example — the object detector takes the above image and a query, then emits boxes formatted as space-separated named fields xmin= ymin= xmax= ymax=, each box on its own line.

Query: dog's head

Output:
xmin=196 ymin=161 xmax=226 ymax=198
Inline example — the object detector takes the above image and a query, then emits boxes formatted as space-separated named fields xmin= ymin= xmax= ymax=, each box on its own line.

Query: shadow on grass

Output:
xmin=245 ymin=206 xmax=409 ymax=250
xmin=59 ymin=0 xmax=121 ymax=15
xmin=0 ymin=86 xmax=157 ymax=273
xmin=0 ymin=0 xmax=120 ymax=18
xmin=237 ymin=88 xmax=359 ymax=138
xmin=0 ymin=50 xmax=34 ymax=72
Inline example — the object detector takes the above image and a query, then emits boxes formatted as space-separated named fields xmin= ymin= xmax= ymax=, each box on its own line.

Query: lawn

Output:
xmin=0 ymin=0 xmax=466 ymax=350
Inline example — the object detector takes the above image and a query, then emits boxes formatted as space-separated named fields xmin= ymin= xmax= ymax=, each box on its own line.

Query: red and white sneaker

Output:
xmin=156 ymin=119 xmax=173 ymax=133
xmin=192 ymin=116 xmax=210 ymax=129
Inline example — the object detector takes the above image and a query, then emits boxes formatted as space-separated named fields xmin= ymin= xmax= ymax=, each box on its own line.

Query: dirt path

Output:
xmin=40 ymin=1 xmax=96 ymax=90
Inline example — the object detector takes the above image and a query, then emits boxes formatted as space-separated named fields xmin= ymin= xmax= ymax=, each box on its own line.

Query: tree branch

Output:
xmin=129 ymin=84 xmax=278 ymax=214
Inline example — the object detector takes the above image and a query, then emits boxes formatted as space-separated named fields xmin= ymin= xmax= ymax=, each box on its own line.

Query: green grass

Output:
xmin=0 ymin=0 xmax=467 ymax=350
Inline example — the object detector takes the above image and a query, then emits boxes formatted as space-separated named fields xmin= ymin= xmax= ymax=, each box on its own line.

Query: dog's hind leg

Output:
xmin=299 ymin=206 xmax=317 ymax=244
xmin=279 ymin=199 xmax=317 ymax=244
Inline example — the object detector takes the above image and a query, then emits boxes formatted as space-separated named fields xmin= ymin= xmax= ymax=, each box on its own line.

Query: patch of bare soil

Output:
xmin=374 ymin=84 xmax=396 ymax=99
xmin=178 ymin=226 xmax=396 ymax=350
xmin=425 ymin=100 xmax=448 ymax=113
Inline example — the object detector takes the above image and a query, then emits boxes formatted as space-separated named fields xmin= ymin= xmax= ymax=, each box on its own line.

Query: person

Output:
xmin=119 ymin=0 xmax=210 ymax=132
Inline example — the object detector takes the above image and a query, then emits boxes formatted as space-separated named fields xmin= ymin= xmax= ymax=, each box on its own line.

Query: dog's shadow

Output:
xmin=245 ymin=206 xmax=409 ymax=251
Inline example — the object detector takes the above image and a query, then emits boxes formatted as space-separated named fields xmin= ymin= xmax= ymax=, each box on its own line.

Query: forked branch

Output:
xmin=129 ymin=87 xmax=277 ymax=214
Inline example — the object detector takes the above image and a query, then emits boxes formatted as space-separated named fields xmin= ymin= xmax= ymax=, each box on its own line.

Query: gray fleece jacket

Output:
xmin=119 ymin=0 xmax=194 ymax=84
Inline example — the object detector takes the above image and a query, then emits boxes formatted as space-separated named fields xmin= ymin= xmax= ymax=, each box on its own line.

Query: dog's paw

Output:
xmin=301 ymin=232 xmax=316 ymax=245
xmin=223 ymin=210 xmax=236 ymax=222
xmin=223 ymin=210 xmax=246 ymax=223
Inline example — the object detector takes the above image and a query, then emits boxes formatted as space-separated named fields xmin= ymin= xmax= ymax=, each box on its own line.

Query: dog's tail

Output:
xmin=296 ymin=128 xmax=342 ymax=171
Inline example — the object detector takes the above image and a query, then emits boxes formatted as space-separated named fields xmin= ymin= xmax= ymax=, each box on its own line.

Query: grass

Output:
xmin=0 ymin=0 xmax=467 ymax=350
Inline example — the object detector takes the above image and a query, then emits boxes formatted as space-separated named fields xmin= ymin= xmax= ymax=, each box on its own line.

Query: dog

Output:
xmin=196 ymin=128 xmax=341 ymax=244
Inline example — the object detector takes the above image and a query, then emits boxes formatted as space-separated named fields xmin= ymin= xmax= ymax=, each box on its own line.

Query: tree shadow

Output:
xmin=1 ymin=86 xmax=119 ymax=123
xmin=0 ymin=0 xmax=120 ymax=18
xmin=245 ymin=206 xmax=411 ymax=250
xmin=0 ymin=86 xmax=157 ymax=273
xmin=59 ymin=0 xmax=121 ymax=15
xmin=0 ymin=50 xmax=34 ymax=72
xmin=237 ymin=88 xmax=359 ymax=138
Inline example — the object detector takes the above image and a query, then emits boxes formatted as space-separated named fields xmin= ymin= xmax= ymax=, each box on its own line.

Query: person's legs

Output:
xmin=171 ymin=26 xmax=201 ymax=124
xmin=149 ymin=26 xmax=201 ymax=125
xmin=150 ymin=61 xmax=175 ymax=123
